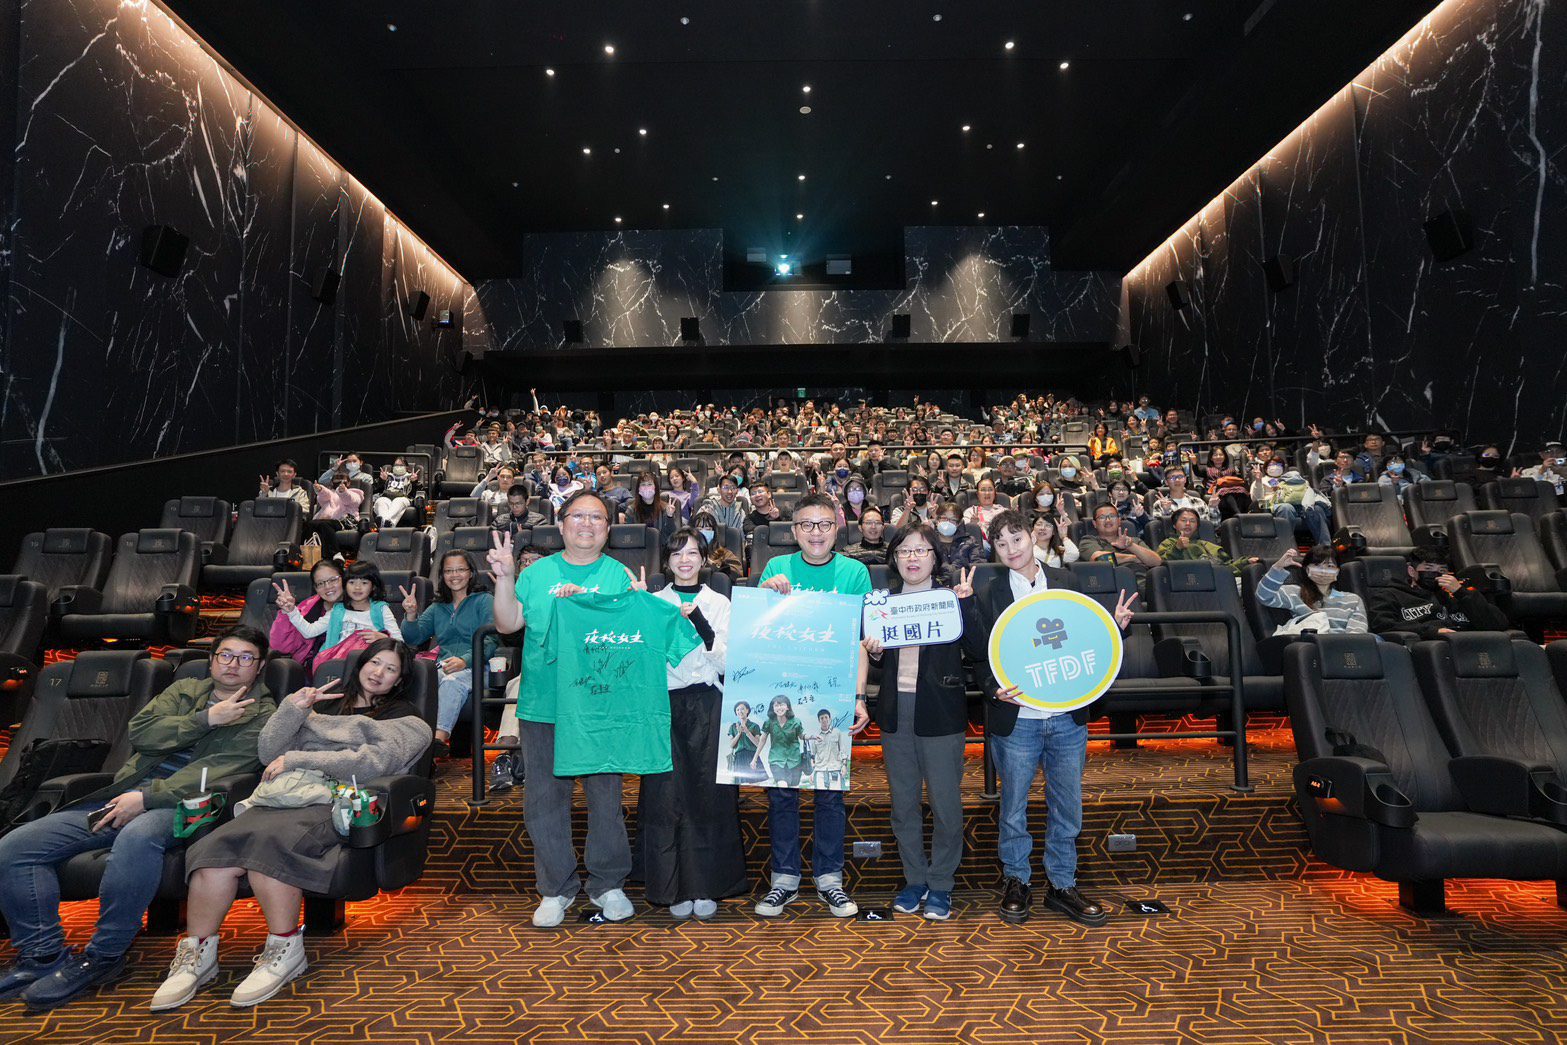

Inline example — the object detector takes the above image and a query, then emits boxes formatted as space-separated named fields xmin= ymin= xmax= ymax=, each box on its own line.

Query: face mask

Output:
xmin=557 ymin=476 xmax=570 ymax=488
xmin=913 ymin=493 xmax=928 ymax=506
xmin=1107 ymin=469 xmax=1124 ymax=482
xmin=1306 ymin=565 xmax=1339 ymax=586
xmin=1037 ymin=493 xmax=1054 ymax=507
xmin=937 ymin=521 xmax=958 ymax=537
xmin=1266 ymin=465 xmax=1283 ymax=477
xmin=1416 ymin=571 xmax=1443 ymax=591
xmin=848 ymin=489 xmax=865 ymax=505
xmin=391 ymin=465 xmax=407 ymax=476
xmin=1481 ymin=454 xmax=1499 ymax=463
xmin=638 ymin=485 xmax=656 ymax=501
xmin=1253 ymin=421 xmax=1265 ymax=432
xmin=1060 ymin=468 xmax=1078 ymax=480
xmin=1388 ymin=462 xmax=1405 ymax=475
xmin=836 ymin=468 xmax=850 ymax=479
xmin=345 ymin=463 xmax=360 ymax=475
xmin=699 ymin=528 xmax=715 ymax=544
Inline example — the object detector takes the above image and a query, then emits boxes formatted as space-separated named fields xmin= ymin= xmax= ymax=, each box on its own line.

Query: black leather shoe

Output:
xmin=1045 ymin=885 xmax=1109 ymax=927
xmin=999 ymin=876 xmax=1032 ymax=924
xmin=22 ymin=950 xmax=127 ymax=1011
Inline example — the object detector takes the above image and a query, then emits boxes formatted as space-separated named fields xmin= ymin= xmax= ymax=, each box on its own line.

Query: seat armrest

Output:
xmin=53 ymin=585 xmax=103 ymax=617
xmin=1449 ymin=755 xmax=1567 ymax=824
xmin=273 ymin=543 xmax=304 ymax=572
xmin=1153 ymin=636 xmax=1210 ymax=680
xmin=344 ymin=774 xmax=435 ymax=848
xmin=30 ymin=772 xmax=116 ymax=817
xmin=1375 ymin=630 xmax=1423 ymax=649
xmin=204 ymin=543 xmax=229 ymax=566
xmin=155 ymin=584 xmax=200 ymax=618
xmin=0 ymin=650 xmax=36 ymax=686
xmin=1295 ymin=755 xmax=1417 ymax=828
xmin=1256 ymin=633 xmax=1312 ymax=673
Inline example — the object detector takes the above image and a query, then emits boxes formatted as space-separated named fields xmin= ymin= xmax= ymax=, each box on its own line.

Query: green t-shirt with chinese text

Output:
xmin=758 ymin=552 xmax=872 ymax=597
xmin=513 ymin=554 xmax=632 ymax=723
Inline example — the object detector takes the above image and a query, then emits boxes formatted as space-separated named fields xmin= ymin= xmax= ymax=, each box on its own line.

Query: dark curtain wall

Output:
xmin=1118 ymin=0 xmax=1567 ymax=451
xmin=472 ymin=226 xmax=1120 ymax=350
xmin=0 ymin=0 xmax=476 ymax=480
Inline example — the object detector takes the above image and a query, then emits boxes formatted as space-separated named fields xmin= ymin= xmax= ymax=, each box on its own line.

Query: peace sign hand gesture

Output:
xmin=1112 ymin=589 xmax=1139 ymax=630
xmin=625 ymin=565 xmax=648 ymax=592
xmin=272 ymin=580 xmax=298 ymax=615
xmin=951 ymin=565 xmax=977 ymax=600
xmin=286 ymin=677 xmax=343 ymax=710
xmin=399 ymin=585 xmax=419 ymax=619
xmin=488 ymin=530 xmax=516 ymax=582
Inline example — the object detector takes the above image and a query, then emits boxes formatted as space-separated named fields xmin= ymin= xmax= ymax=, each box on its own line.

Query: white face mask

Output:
xmin=392 ymin=465 xmax=407 ymax=476
xmin=1036 ymin=493 xmax=1054 ymax=507
xmin=1266 ymin=465 xmax=1284 ymax=477
xmin=937 ymin=520 xmax=959 ymax=537
xmin=1060 ymin=468 xmax=1078 ymax=480
xmin=1306 ymin=565 xmax=1339 ymax=586
xmin=638 ymin=486 xmax=656 ymax=501
xmin=847 ymin=489 xmax=865 ymax=505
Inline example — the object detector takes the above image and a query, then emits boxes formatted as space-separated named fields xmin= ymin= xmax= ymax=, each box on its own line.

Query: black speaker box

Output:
xmin=311 ymin=267 xmax=340 ymax=305
xmin=1424 ymin=208 xmax=1475 ymax=262
xmin=888 ymin=313 xmax=911 ymax=339
xmin=139 ymin=225 xmax=189 ymax=278
xmin=1127 ymin=345 xmax=1143 ymax=369
xmin=562 ymin=319 xmax=584 ymax=343
xmin=1262 ymin=254 xmax=1295 ymax=292
xmin=1165 ymin=280 xmax=1190 ymax=311
xmin=407 ymin=290 xmax=430 ymax=321
xmin=1010 ymin=312 xmax=1031 ymax=339
xmin=680 ymin=317 xmax=702 ymax=342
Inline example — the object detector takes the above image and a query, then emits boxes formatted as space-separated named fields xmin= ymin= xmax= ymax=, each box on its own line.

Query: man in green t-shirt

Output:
xmin=752 ymin=493 xmax=872 ymax=920
xmin=491 ymin=489 xmax=637 ymax=928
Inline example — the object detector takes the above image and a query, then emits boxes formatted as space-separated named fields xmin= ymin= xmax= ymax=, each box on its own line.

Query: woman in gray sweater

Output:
xmin=151 ymin=639 xmax=431 ymax=1012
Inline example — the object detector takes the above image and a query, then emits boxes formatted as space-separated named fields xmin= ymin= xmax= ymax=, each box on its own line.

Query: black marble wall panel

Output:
xmin=0 ymin=0 xmax=475 ymax=479
xmin=337 ymin=176 xmax=390 ymax=428
xmin=471 ymin=225 xmax=1120 ymax=351
xmin=1121 ymin=0 xmax=1567 ymax=450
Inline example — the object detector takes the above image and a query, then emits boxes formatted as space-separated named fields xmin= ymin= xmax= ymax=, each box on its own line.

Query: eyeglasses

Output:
xmin=894 ymin=547 xmax=934 ymax=559
xmin=563 ymin=512 xmax=609 ymax=526
xmin=214 ymin=651 xmax=258 ymax=666
xmin=794 ymin=520 xmax=836 ymax=533
xmin=314 ymin=578 xmax=341 ymax=590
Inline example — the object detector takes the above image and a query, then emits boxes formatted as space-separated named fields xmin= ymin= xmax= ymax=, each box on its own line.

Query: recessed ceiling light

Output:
xmin=1183 ymin=11 xmax=1193 ymax=20
xmin=802 ymin=84 xmax=812 ymax=94
xmin=977 ymin=212 xmax=985 ymax=219
xmin=663 ymin=203 xmax=670 ymax=210
xmin=1056 ymin=174 xmax=1064 ymax=181
xmin=512 ymin=181 xmax=519 ymax=188
xmin=1004 ymin=40 xmax=1015 ymax=51
xmin=545 ymin=67 xmax=555 ymax=77
xmin=1059 ymin=60 xmax=1070 ymax=71
xmin=681 ymin=16 xmax=691 ymax=25
xmin=799 ymin=105 xmax=812 ymax=114
xmin=796 ymin=213 xmax=804 ymax=220
xmin=582 ymin=147 xmax=592 ymax=155
xmin=712 ymin=176 xmax=719 ymax=181
xmin=885 ymin=174 xmax=892 ymax=179
xmin=797 ymin=173 xmax=806 ymax=181
xmin=933 ymin=13 xmax=943 ymax=21
xmin=638 ymin=127 xmax=648 ymax=136
xmin=614 ymin=216 xmax=622 ymax=223
xmin=986 ymin=143 xmax=994 ymax=150
xmin=961 ymin=124 xmax=971 ymax=132
xmin=1016 ymin=141 xmax=1026 ymax=149
xmin=930 ymin=199 xmax=939 ymax=206
xmin=613 ymin=147 xmax=621 ymax=154
xmin=386 ymin=23 xmax=397 ymax=32
xmin=604 ymin=44 xmax=616 ymax=55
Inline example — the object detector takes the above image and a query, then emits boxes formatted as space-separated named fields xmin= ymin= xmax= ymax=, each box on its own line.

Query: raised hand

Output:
xmin=488 ymin=529 xmax=516 ymax=581
xmin=208 ymin=684 xmax=257 ymax=727
xmin=1273 ymin=547 xmax=1304 ymax=571
xmin=272 ymin=580 xmax=297 ymax=615
xmin=1113 ymin=589 xmax=1139 ymax=629
xmin=399 ymin=584 xmax=419 ymax=619
xmin=285 ymin=677 xmax=342 ymax=710
xmin=259 ymin=474 xmax=272 ymax=492
xmin=951 ymin=565 xmax=977 ymax=599
xmin=626 ymin=565 xmax=648 ymax=592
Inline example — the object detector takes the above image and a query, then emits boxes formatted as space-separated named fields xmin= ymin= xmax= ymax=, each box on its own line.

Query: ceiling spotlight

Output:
xmin=1016 ymin=141 xmax=1025 ymax=149
xmin=712 ymin=176 xmax=719 ymax=181
xmin=582 ymin=146 xmax=592 ymax=155
xmin=986 ymin=143 xmax=994 ymax=150
xmin=614 ymin=216 xmax=622 ymax=223
xmin=932 ymin=13 xmax=943 ymax=21
xmin=961 ymin=123 xmax=971 ymax=132
xmin=802 ymin=84 xmax=812 ymax=94
xmin=930 ymin=199 xmax=939 ymax=206
xmin=776 ymin=261 xmax=792 ymax=276
xmin=386 ymin=22 xmax=397 ymax=32
xmin=977 ymin=212 xmax=986 ymax=219
xmin=638 ymin=127 xmax=648 ymax=136
xmin=1059 ymin=60 xmax=1070 ymax=71
xmin=545 ymin=67 xmax=555 ymax=77
xmin=1057 ymin=174 xmax=1064 ymax=180
xmin=512 ymin=181 xmax=519 ymax=188
xmin=604 ymin=43 xmax=616 ymax=55
xmin=613 ymin=147 xmax=621 ymax=154
xmin=796 ymin=212 xmax=804 ymax=220
xmin=799 ymin=105 xmax=812 ymax=114
xmin=1183 ymin=11 xmax=1193 ymax=20
xmin=1004 ymin=40 xmax=1015 ymax=51
xmin=884 ymin=174 xmax=892 ymax=180
xmin=662 ymin=203 xmax=670 ymax=210
xmin=797 ymin=173 xmax=806 ymax=181
xmin=681 ymin=15 xmax=690 ymax=25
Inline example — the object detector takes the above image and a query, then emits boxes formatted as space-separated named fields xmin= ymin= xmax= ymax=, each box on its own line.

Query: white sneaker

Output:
xmin=229 ymin=933 xmax=307 ymax=1008
xmin=591 ymin=889 xmax=635 ymax=922
xmin=532 ymin=895 xmax=574 ymax=928
xmin=669 ymin=900 xmax=695 ymax=919
xmin=691 ymin=899 xmax=718 ymax=920
xmin=149 ymin=936 xmax=218 ymax=1011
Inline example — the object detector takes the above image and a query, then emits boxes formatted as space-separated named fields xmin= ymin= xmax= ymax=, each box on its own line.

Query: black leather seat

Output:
xmin=1480 ymin=478 xmax=1561 ymax=526
xmin=381 ymin=571 xmax=435 ymax=627
xmin=750 ymin=521 xmax=800 ymax=577
xmin=1450 ymin=510 xmax=1567 ymax=621
xmin=603 ymin=525 xmax=661 ymax=578
xmin=6 ymin=528 xmax=113 ymax=603
xmin=159 ymin=496 xmax=233 ymax=564
xmin=203 ymin=499 xmax=302 ymax=589
xmin=529 ymin=525 xmax=566 ymax=554
xmin=357 ymin=528 xmax=430 ymax=576
xmin=1336 ymin=555 xmax=1422 ymax=645
xmin=1069 ymin=561 xmax=1208 ymax=718
xmin=1542 ymin=511 xmax=1567 ymax=573
xmin=648 ymin=569 xmax=733 ymax=598
xmin=433 ymin=498 xmax=486 ymax=543
xmin=763 ymin=472 xmax=805 ymax=492
xmin=437 ymin=444 xmax=483 ymax=498
xmin=1144 ymin=514 xmax=1218 ymax=547
xmin=1219 ymin=514 xmax=1297 ymax=564
xmin=1146 ymin=560 xmax=1283 ymax=711
xmin=1 ymin=652 xmax=169 ymax=830
xmin=1285 ymin=634 xmax=1567 ymax=912
xmin=56 ymin=530 xmax=202 ymax=646
xmin=0 ymin=576 xmax=48 ymax=724
xmin=235 ymin=571 xmax=314 ymax=639
xmin=871 ymin=470 xmax=909 ymax=504
xmin=1330 ymin=484 xmax=1415 ymax=556
xmin=1406 ymin=480 xmax=1478 ymax=546
xmin=432 ymin=526 xmax=500 ymax=584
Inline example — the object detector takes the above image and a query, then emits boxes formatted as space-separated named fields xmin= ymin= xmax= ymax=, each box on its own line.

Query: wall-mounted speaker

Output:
xmin=1424 ymin=208 xmax=1475 ymax=262
xmin=1262 ymin=254 xmax=1296 ymax=292
xmin=406 ymin=290 xmax=430 ymax=320
xmin=139 ymin=225 xmax=189 ymax=278
xmin=680 ymin=317 xmax=702 ymax=342
xmin=888 ymin=313 xmax=911 ymax=340
xmin=562 ymin=319 xmax=585 ymax=343
xmin=1010 ymin=312 xmax=1031 ymax=339
xmin=434 ymin=308 xmax=461 ymax=331
xmin=310 ymin=266 xmax=340 ymax=305
xmin=1165 ymin=280 xmax=1190 ymax=311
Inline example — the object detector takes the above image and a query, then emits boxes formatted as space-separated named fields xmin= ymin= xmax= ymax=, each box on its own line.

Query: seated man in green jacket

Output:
xmin=0 ymin=626 xmax=276 ymax=1012
xmin=1154 ymin=507 xmax=1261 ymax=577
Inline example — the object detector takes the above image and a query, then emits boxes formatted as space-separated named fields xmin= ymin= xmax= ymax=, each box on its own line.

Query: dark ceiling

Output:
xmin=165 ymin=0 xmax=1439 ymax=280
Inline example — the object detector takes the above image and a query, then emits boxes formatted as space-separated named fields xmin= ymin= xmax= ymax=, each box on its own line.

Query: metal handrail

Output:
xmin=467 ymin=623 xmax=512 ymax=807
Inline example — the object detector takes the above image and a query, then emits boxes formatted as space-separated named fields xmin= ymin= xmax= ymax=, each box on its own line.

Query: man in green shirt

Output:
xmin=753 ymin=493 xmax=871 ymax=920
xmin=490 ymin=489 xmax=637 ymax=928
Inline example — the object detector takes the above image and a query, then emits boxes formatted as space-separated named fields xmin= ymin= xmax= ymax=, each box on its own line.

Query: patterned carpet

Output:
xmin=7 ymin=728 xmax=1567 ymax=1043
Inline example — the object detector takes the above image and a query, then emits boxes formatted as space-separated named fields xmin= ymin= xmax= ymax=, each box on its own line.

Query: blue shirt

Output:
xmin=399 ymin=591 xmax=496 ymax=665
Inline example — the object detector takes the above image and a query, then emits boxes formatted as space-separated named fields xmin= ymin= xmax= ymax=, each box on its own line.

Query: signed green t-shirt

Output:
xmin=513 ymin=554 xmax=631 ymax=724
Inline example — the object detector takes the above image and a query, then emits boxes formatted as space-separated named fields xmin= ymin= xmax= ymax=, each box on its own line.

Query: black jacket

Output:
xmin=871 ymin=578 xmax=986 ymax=737
xmin=1365 ymin=580 xmax=1510 ymax=640
xmin=968 ymin=564 xmax=1087 ymax=735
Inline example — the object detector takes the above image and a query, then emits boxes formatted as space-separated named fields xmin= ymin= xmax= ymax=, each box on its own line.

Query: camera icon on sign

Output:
xmin=1032 ymin=617 xmax=1067 ymax=650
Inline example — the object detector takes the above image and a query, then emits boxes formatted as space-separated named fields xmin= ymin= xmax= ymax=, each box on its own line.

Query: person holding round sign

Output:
xmin=861 ymin=522 xmax=985 ymax=922
xmin=974 ymin=510 xmax=1136 ymax=927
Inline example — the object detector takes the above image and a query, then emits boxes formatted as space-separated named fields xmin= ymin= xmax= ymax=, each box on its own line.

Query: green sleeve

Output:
xmin=1155 ymin=538 xmax=1177 ymax=558
xmin=140 ymin=701 xmax=277 ymax=810
xmin=126 ymin=679 xmax=214 ymax=757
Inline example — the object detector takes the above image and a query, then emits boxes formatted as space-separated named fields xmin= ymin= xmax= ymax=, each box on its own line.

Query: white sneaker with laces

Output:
xmin=591 ymin=889 xmax=635 ymax=922
xmin=149 ymin=936 xmax=218 ymax=1011
xmin=229 ymin=933 xmax=307 ymax=1008
xmin=532 ymin=895 xmax=574 ymax=928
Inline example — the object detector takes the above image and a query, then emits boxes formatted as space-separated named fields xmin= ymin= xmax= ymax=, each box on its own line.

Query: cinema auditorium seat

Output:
xmin=1405 ymin=481 xmax=1479 ymax=548
xmin=55 ymin=530 xmax=201 ymax=646
xmin=750 ymin=522 xmax=800 ymax=577
xmin=1450 ymin=511 xmax=1567 ymax=623
xmin=158 ymin=496 xmax=233 ymax=564
xmin=1330 ymin=484 xmax=1416 ymax=557
xmin=358 ymin=528 xmax=430 ymax=576
xmin=0 ymin=576 xmax=47 ymax=723
xmin=1219 ymin=514 xmax=1298 ymax=565
xmin=433 ymin=498 xmax=486 ymax=543
xmin=6 ymin=528 xmax=113 ymax=603
xmin=1479 ymin=478 xmax=1561 ymax=526
xmin=1286 ymin=635 xmax=1567 ymax=913
xmin=202 ymin=499 xmax=302 ymax=589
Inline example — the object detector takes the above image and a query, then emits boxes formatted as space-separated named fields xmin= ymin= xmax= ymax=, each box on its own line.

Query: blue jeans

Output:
xmin=0 ymin=804 xmax=178 ymax=961
xmin=436 ymin=666 xmax=475 ymax=734
xmin=765 ymin=785 xmax=846 ymax=889
xmin=990 ymin=715 xmax=1087 ymax=888
xmin=1271 ymin=502 xmax=1333 ymax=547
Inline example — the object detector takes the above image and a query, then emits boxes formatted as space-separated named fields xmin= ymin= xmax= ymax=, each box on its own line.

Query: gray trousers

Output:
xmin=520 ymin=719 xmax=632 ymax=900
xmin=882 ymin=697 xmax=966 ymax=892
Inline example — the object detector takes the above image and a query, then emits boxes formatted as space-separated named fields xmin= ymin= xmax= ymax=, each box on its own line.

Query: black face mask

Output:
xmin=913 ymin=493 xmax=928 ymax=505
xmin=1415 ymin=572 xmax=1443 ymax=592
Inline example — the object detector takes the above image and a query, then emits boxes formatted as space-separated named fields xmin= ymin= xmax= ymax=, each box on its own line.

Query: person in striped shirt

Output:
xmin=1256 ymin=546 xmax=1368 ymax=634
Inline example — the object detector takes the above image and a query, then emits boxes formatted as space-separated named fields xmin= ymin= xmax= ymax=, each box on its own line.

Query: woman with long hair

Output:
xmin=400 ymin=550 xmax=496 ymax=755
xmin=626 ymin=470 xmax=680 ymax=543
